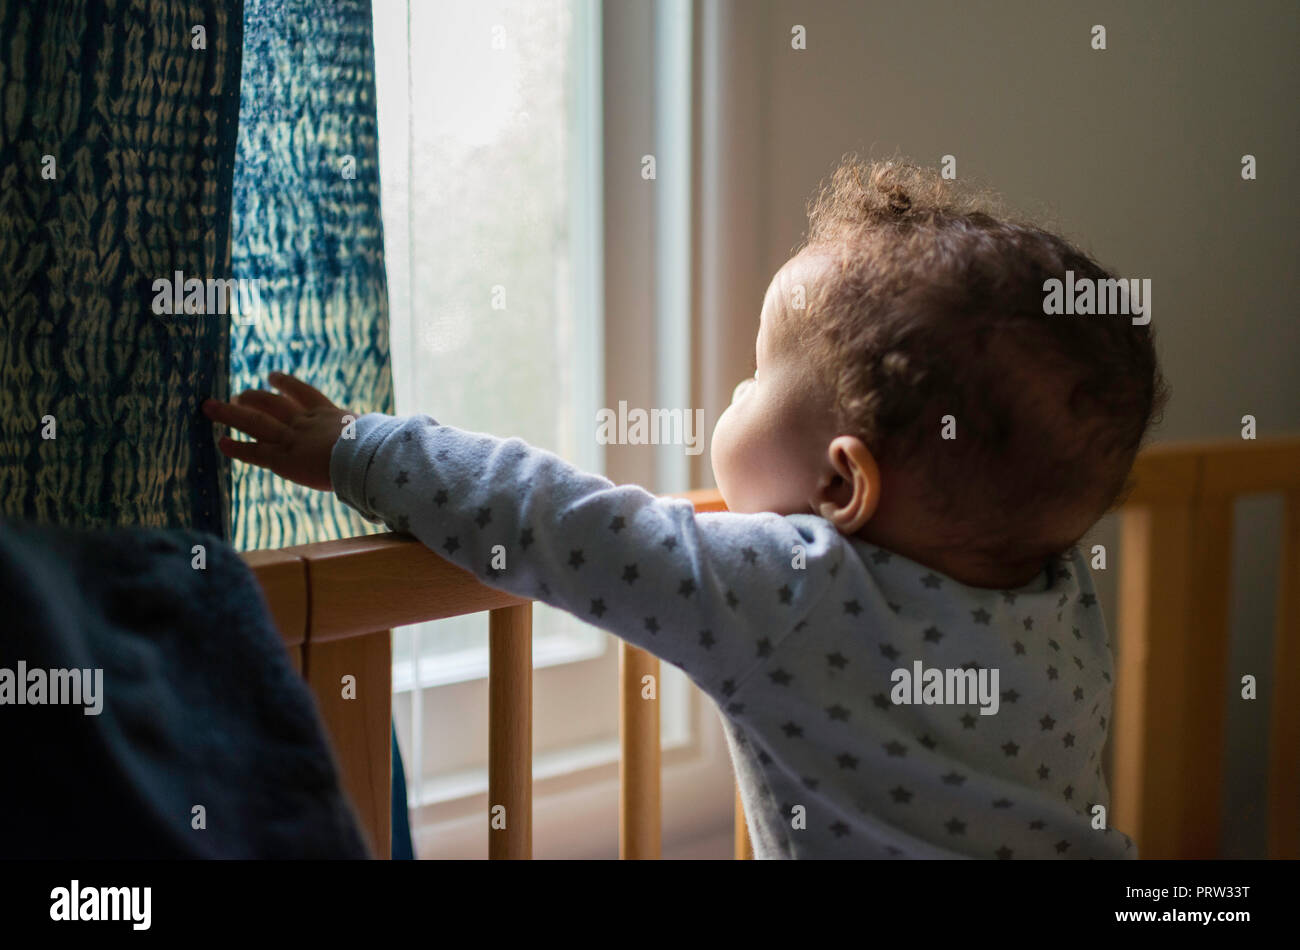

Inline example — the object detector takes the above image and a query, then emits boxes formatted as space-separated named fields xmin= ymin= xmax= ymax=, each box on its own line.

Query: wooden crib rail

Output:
xmin=240 ymin=491 xmax=721 ymax=859
xmin=243 ymin=534 xmax=532 ymax=859
xmin=242 ymin=437 xmax=1300 ymax=860
xmin=275 ymin=534 xmax=531 ymax=640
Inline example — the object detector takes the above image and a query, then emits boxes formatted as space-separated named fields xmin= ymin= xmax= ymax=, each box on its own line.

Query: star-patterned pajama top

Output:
xmin=331 ymin=413 xmax=1137 ymax=860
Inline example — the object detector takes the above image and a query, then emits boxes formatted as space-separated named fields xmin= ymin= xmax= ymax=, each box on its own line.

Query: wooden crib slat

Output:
xmin=619 ymin=642 xmax=661 ymax=859
xmin=1114 ymin=503 xmax=1186 ymax=858
xmin=489 ymin=604 xmax=532 ymax=859
xmin=1113 ymin=481 xmax=1233 ymax=859
xmin=1179 ymin=498 xmax=1235 ymax=855
xmin=305 ymin=630 xmax=393 ymax=859
xmin=1268 ymin=491 xmax=1300 ymax=859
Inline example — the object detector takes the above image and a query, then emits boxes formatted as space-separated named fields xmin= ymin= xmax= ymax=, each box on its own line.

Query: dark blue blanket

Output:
xmin=0 ymin=520 xmax=368 ymax=858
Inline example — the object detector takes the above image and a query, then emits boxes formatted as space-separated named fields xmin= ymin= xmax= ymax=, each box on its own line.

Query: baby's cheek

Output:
xmin=711 ymin=404 xmax=759 ymax=512
xmin=710 ymin=408 xmax=738 ymax=497
xmin=720 ymin=418 xmax=801 ymax=515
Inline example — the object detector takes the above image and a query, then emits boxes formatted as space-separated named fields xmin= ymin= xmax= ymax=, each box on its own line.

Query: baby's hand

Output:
xmin=203 ymin=372 xmax=353 ymax=492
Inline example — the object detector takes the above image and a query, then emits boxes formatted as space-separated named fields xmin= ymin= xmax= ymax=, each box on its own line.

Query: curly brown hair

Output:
xmin=792 ymin=157 xmax=1168 ymax=564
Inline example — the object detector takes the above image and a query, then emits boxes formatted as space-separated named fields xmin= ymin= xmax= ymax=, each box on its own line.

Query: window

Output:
xmin=374 ymin=0 xmax=615 ymax=807
xmin=373 ymin=1 xmax=717 ymax=856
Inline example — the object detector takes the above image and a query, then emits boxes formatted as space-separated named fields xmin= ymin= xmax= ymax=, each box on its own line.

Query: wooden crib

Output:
xmin=241 ymin=437 xmax=1300 ymax=860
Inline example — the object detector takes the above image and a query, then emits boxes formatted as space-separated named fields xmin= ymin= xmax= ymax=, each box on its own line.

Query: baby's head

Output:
xmin=711 ymin=159 xmax=1168 ymax=588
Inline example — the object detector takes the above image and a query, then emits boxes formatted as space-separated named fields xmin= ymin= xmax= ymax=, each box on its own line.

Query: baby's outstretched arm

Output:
xmin=205 ymin=375 xmax=847 ymax=704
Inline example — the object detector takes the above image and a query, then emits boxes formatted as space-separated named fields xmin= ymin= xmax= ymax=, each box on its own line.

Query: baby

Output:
xmin=204 ymin=159 xmax=1167 ymax=859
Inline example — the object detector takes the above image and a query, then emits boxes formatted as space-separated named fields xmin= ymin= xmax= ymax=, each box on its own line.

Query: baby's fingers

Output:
xmin=235 ymin=389 xmax=300 ymax=425
xmin=216 ymin=435 xmax=278 ymax=470
xmin=202 ymin=398 xmax=291 ymax=444
xmin=269 ymin=371 xmax=335 ymax=410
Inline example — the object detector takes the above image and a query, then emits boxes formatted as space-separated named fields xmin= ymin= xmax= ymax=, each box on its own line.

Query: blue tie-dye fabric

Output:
xmin=229 ymin=0 xmax=395 ymax=551
xmin=0 ymin=0 xmax=244 ymax=534
xmin=1 ymin=0 xmax=409 ymax=859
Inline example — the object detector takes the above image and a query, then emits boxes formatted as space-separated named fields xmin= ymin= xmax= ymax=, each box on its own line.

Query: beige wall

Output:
xmin=703 ymin=0 xmax=1299 ymax=856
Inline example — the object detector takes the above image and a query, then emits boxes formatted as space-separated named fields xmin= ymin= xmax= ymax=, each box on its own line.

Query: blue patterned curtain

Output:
xmin=0 ymin=0 xmax=244 ymax=533
xmin=0 ymin=0 xmax=410 ymax=858
xmin=229 ymin=0 xmax=395 ymax=551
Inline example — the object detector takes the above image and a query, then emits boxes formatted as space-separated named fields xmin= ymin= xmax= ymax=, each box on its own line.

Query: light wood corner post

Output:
xmin=489 ymin=603 xmax=533 ymax=859
xmin=620 ymin=642 xmax=661 ymax=858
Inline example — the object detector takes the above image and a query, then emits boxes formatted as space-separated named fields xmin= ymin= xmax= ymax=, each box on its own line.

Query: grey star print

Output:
xmin=331 ymin=411 xmax=1135 ymax=860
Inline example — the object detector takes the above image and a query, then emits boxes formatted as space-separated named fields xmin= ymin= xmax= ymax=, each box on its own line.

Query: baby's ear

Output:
xmin=815 ymin=436 xmax=881 ymax=535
